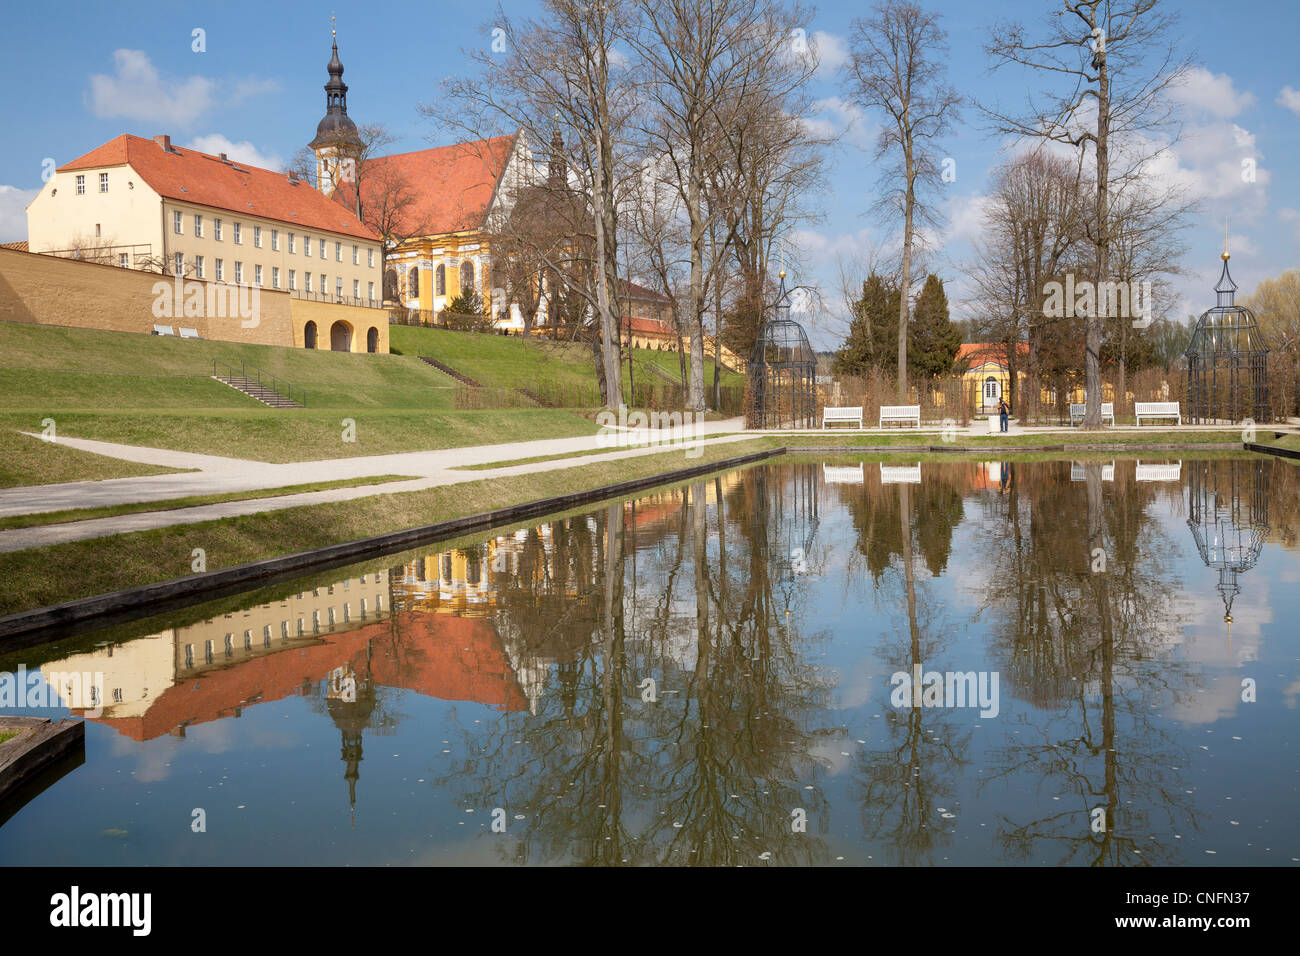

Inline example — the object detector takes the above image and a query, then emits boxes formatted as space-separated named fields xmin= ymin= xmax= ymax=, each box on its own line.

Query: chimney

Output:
xmin=288 ymin=169 xmax=299 ymax=183
xmin=153 ymin=134 xmax=172 ymax=152
xmin=219 ymin=152 xmax=228 ymax=162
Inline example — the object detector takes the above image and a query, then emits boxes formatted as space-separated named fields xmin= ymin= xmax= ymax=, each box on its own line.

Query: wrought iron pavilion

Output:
xmin=1186 ymin=459 xmax=1270 ymax=628
xmin=746 ymin=271 xmax=818 ymax=429
xmin=1185 ymin=250 xmax=1270 ymax=424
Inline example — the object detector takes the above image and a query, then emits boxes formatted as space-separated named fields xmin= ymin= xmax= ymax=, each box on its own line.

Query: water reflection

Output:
xmin=5 ymin=456 xmax=1298 ymax=866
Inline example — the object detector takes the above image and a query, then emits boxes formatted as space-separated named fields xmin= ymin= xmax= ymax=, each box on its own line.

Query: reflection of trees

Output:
xmin=846 ymin=478 xmax=971 ymax=865
xmin=427 ymin=468 xmax=834 ymax=865
xmin=978 ymin=460 xmax=1200 ymax=865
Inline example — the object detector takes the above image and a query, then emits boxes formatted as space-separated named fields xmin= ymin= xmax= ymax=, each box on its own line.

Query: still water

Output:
xmin=1 ymin=456 xmax=1297 ymax=866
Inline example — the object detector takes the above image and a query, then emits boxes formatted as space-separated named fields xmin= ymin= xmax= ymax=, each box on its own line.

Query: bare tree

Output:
xmin=431 ymin=0 xmax=638 ymax=408
xmin=843 ymin=0 xmax=961 ymax=401
xmin=628 ymin=0 xmax=818 ymax=410
xmin=984 ymin=0 xmax=1191 ymax=428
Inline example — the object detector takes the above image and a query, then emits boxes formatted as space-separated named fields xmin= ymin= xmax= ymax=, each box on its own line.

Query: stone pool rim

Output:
xmin=0 ymin=447 xmax=786 ymax=648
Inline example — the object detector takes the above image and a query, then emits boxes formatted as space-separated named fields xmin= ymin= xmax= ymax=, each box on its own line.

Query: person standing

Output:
xmin=998 ymin=397 xmax=1010 ymax=433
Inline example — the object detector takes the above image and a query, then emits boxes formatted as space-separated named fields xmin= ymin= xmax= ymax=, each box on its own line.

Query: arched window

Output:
xmin=330 ymin=320 xmax=353 ymax=352
xmin=303 ymin=320 xmax=317 ymax=349
xmin=366 ymin=327 xmax=378 ymax=353
xmin=436 ymin=263 xmax=446 ymax=296
xmin=460 ymin=260 xmax=475 ymax=294
xmin=408 ymin=266 xmax=419 ymax=299
xmin=383 ymin=269 xmax=397 ymax=300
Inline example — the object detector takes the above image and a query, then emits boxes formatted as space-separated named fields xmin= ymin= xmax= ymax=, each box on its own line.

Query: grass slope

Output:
xmin=1 ymin=429 xmax=189 ymax=489
xmin=0 ymin=322 xmax=600 ymax=464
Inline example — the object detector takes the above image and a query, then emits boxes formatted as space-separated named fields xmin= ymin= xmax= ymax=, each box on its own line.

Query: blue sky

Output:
xmin=1 ymin=0 xmax=1296 ymax=349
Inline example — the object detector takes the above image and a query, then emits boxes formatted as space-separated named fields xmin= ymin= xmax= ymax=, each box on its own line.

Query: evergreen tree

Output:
xmin=907 ymin=274 xmax=963 ymax=378
xmin=833 ymin=272 xmax=898 ymax=376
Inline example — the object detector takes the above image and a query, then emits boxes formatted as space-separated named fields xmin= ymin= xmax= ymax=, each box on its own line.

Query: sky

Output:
xmin=0 ymin=0 xmax=1296 ymax=350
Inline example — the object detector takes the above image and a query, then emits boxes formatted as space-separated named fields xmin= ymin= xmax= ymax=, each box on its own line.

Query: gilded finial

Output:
xmin=331 ymin=12 xmax=336 ymax=38
xmin=1223 ymin=218 xmax=1230 ymax=260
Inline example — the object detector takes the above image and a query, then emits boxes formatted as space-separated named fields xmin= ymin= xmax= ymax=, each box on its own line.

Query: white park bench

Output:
xmin=178 ymin=327 xmax=201 ymax=339
xmin=822 ymin=406 xmax=864 ymax=429
xmin=1070 ymin=461 xmax=1115 ymax=482
xmin=152 ymin=324 xmax=175 ymax=336
xmin=1136 ymin=460 xmax=1182 ymax=482
xmin=822 ymin=463 xmax=865 ymax=484
xmin=1069 ymin=402 xmax=1114 ymax=426
xmin=879 ymin=405 xmax=921 ymax=428
xmin=880 ymin=462 xmax=922 ymax=484
xmin=1134 ymin=401 xmax=1181 ymax=426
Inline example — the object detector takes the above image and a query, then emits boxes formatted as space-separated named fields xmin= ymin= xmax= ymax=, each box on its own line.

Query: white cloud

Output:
xmin=0 ymin=184 xmax=38 ymax=243
xmin=185 ymin=134 xmax=283 ymax=172
xmin=85 ymin=50 xmax=278 ymax=129
xmin=87 ymin=50 xmax=215 ymax=126
xmin=807 ymin=96 xmax=873 ymax=149
xmin=1169 ymin=67 xmax=1256 ymax=119
xmin=1276 ymin=85 xmax=1300 ymax=115
xmin=811 ymin=30 xmax=848 ymax=80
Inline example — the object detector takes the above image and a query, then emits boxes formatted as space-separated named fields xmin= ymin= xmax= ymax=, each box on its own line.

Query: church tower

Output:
xmin=309 ymin=26 xmax=364 ymax=204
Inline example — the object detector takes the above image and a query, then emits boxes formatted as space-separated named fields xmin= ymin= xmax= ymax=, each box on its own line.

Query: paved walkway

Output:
xmin=0 ymin=416 xmax=1287 ymax=555
xmin=0 ymin=418 xmax=751 ymax=552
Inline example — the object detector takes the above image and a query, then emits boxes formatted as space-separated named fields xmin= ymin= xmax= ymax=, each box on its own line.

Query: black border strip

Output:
xmin=1245 ymin=441 xmax=1300 ymax=461
xmin=0 ymin=447 xmax=785 ymax=648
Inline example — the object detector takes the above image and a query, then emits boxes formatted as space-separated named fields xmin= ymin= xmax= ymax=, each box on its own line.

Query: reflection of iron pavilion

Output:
xmin=747 ymin=273 xmax=817 ymax=429
xmin=1185 ymin=459 xmax=1269 ymax=624
xmin=1185 ymin=252 xmax=1270 ymax=424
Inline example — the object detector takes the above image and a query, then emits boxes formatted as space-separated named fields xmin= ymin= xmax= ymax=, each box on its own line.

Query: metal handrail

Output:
xmin=212 ymin=358 xmax=306 ymax=406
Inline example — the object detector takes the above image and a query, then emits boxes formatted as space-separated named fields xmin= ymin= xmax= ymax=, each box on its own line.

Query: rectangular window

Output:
xmin=336 ymin=276 xmax=343 ymax=298
xmin=215 ymin=258 xmax=223 ymax=281
xmin=214 ymin=218 xmax=222 ymax=240
xmin=288 ymin=233 xmax=295 ymax=253
xmin=233 ymin=222 xmax=242 ymax=244
xmin=194 ymin=255 xmax=204 ymax=279
xmin=99 ymin=172 xmax=109 ymax=193
xmin=368 ymin=281 xmax=374 ymax=301
xmin=288 ymin=269 xmax=296 ymax=290
xmin=335 ymin=241 xmax=342 ymax=262
xmin=352 ymin=245 xmax=358 ymax=265
xmin=94 ymin=223 xmax=101 ymax=237
xmin=119 ymin=253 xmax=129 ymax=268
xmin=194 ymin=214 xmax=202 ymax=238
xmin=271 ymin=229 xmax=279 ymax=251
xmin=272 ymin=266 xmax=280 ymax=289
xmin=234 ymin=261 xmax=243 ymax=283
xmin=367 ymin=248 xmax=374 ymax=268
xmin=320 ymin=274 xmax=326 ymax=295
xmin=253 ymin=226 xmax=262 ymax=248
xmin=173 ymin=210 xmax=182 ymax=234
xmin=304 ymin=235 xmax=311 ymax=257
xmin=254 ymin=264 xmax=263 ymax=286
xmin=304 ymin=272 xmax=311 ymax=292
xmin=174 ymin=251 xmax=183 ymax=275
xmin=353 ymin=279 xmax=359 ymax=299
xmin=319 ymin=239 xmax=326 ymax=258
xmin=75 ymin=174 xmax=85 ymax=195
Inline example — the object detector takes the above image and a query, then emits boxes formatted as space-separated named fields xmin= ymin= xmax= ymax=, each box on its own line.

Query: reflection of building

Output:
xmin=1186 ymin=460 xmax=1270 ymax=625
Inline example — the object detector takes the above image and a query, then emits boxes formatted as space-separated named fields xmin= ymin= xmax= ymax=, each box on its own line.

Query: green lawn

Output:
xmin=631 ymin=347 xmax=744 ymax=390
xmin=0 ymin=408 xmax=600 ymax=464
xmin=390 ymin=326 xmax=600 ymax=396
xmin=0 ymin=428 xmax=190 ymax=489
xmin=0 ymin=323 xmax=601 ymax=464
xmin=0 ymin=730 xmax=19 ymax=745
xmin=0 ymin=474 xmax=419 ymax=529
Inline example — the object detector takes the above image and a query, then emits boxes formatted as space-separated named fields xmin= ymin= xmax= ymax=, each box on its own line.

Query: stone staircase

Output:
xmin=418 ymin=354 xmax=546 ymax=406
xmin=213 ymin=375 xmax=303 ymax=408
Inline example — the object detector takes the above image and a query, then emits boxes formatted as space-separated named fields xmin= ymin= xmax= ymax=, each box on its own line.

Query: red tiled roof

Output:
xmin=347 ymin=134 xmax=517 ymax=238
xmin=957 ymin=342 xmax=1029 ymax=368
xmin=619 ymin=279 xmax=671 ymax=303
xmin=59 ymin=134 xmax=379 ymax=240
xmin=0 ymin=240 xmax=28 ymax=252
xmin=620 ymin=315 xmax=674 ymax=338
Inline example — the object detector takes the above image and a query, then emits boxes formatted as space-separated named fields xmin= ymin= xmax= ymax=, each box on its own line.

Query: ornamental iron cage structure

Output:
xmin=1185 ymin=254 xmax=1270 ymax=424
xmin=1186 ymin=458 xmax=1269 ymax=626
xmin=747 ymin=275 xmax=818 ymax=429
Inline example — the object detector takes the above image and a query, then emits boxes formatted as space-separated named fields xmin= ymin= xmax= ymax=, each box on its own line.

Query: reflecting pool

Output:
xmin=2 ymin=456 xmax=1298 ymax=866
